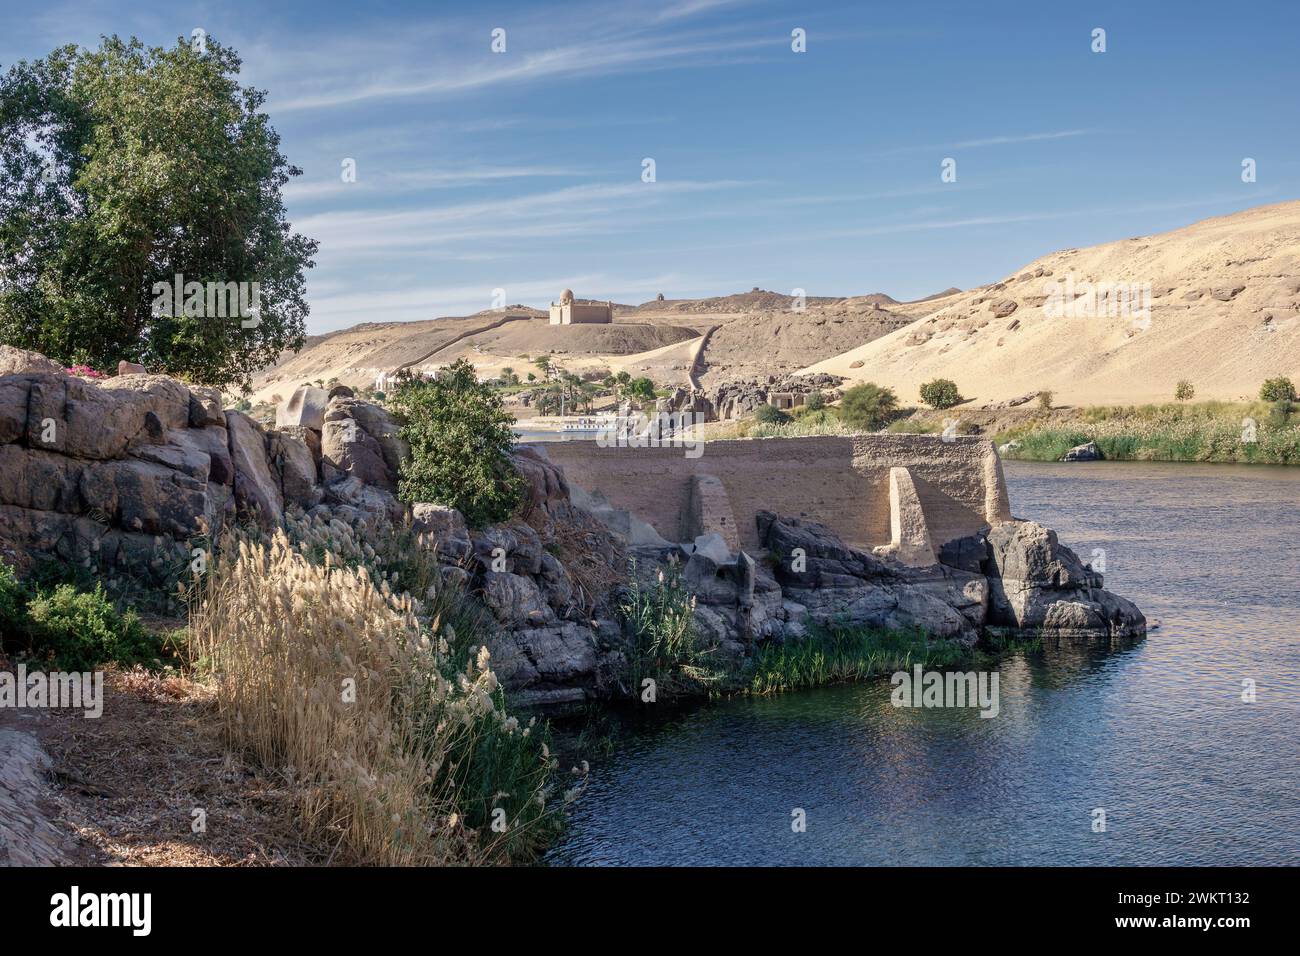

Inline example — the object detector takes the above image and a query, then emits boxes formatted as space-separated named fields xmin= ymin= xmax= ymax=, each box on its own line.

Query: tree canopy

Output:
xmin=389 ymin=360 xmax=524 ymax=528
xmin=0 ymin=35 xmax=316 ymax=390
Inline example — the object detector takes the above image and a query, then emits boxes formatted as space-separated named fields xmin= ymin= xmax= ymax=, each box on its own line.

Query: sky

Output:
xmin=3 ymin=0 xmax=1298 ymax=333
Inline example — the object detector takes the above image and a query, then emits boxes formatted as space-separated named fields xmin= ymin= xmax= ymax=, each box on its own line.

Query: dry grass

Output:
xmin=35 ymin=666 xmax=328 ymax=866
xmin=187 ymin=528 xmax=563 ymax=866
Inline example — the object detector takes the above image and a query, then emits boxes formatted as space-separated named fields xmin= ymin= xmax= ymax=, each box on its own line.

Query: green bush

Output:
xmin=0 ymin=559 xmax=28 ymax=638
xmin=839 ymin=382 xmax=899 ymax=430
xmin=918 ymin=378 xmax=963 ymax=409
xmin=754 ymin=403 xmax=791 ymax=425
xmin=1260 ymin=377 xmax=1296 ymax=402
xmin=1175 ymin=380 xmax=1195 ymax=402
xmin=618 ymin=564 xmax=723 ymax=701
xmin=803 ymin=392 xmax=826 ymax=412
xmin=23 ymin=584 xmax=162 ymax=671
xmin=389 ymin=359 xmax=525 ymax=528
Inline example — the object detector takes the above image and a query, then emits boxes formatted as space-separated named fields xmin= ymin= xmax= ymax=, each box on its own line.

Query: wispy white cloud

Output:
xmin=295 ymin=179 xmax=755 ymax=253
xmin=246 ymin=1 xmax=776 ymax=113
xmin=283 ymin=165 xmax=589 ymax=202
xmin=872 ymin=129 xmax=1096 ymax=157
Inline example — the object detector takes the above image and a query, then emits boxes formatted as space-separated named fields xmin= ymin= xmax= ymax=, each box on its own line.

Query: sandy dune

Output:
xmin=803 ymin=201 xmax=1300 ymax=405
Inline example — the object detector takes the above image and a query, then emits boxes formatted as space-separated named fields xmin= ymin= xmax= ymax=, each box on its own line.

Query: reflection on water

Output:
xmin=547 ymin=461 xmax=1300 ymax=865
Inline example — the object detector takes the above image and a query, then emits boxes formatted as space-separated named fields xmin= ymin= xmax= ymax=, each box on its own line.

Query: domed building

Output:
xmin=549 ymin=288 xmax=612 ymax=325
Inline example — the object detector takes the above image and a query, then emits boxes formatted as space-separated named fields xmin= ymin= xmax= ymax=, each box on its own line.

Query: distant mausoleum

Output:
xmin=549 ymin=288 xmax=612 ymax=325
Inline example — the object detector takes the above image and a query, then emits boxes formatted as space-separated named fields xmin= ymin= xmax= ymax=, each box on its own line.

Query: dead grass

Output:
xmin=35 ymin=667 xmax=332 ymax=866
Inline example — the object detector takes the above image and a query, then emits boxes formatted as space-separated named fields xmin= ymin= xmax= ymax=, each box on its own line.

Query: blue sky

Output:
xmin=4 ymin=0 xmax=1298 ymax=333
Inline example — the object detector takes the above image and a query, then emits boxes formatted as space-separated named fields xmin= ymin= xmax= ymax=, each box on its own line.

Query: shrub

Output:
xmin=918 ymin=378 xmax=963 ymax=409
xmin=23 ymin=584 xmax=161 ymax=671
xmin=838 ymin=382 xmax=899 ymax=430
xmin=804 ymin=392 xmax=826 ymax=412
xmin=618 ymin=563 xmax=722 ymax=700
xmin=0 ymin=559 xmax=28 ymax=639
xmin=1175 ymin=380 xmax=1195 ymax=402
xmin=189 ymin=527 xmax=570 ymax=865
xmin=389 ymin=359 xmax=525 ymax=527
xmin=754 ymin=403 xmax=791 ymax=425
xmin=1260 ymin=377 xmax=1296 ymax=402
xmin=1037 ymin=390 xmax=1054 ymax=410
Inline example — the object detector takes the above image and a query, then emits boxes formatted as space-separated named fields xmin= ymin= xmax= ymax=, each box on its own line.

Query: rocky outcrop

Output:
xmin=0 ymin=347 xmax=237 ymax=582
xmin=0 ymin=353 xmax=393 ymax=582
xmin=659 ymin=373 xmax=845 ymax=421
xmin=757 ymin=511 xmax=984 ymax=643
xmin=1060 ymin=441 xmax=1102 ymax=462
xmin=0 ymin=350 xmax=1146 ymax=713
xmin=983 ymin=520 xmax=1145 ymax=639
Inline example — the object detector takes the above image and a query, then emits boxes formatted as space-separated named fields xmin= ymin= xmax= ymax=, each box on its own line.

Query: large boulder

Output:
xmin=0 ymin=345 xmax=64 ymax=376
xmin=276 ymin=386 xmax=329 ymax=431
xmin=270 ymin=431 xmax=322 ymax=508
xmin=482 ymin=571 xmax=553 ymax=627
xmin=225 ymin=411 xmax=283 ymax=526
xmin=983 ymin=520 xmax=1145 ymax=638
xmin=321 ymin=416 xmax=394 ymax=490
xmin=411 ymin=503 xmax=472 ymax=561
xmin=1060 ymin=441 xmax=1102 ymax=462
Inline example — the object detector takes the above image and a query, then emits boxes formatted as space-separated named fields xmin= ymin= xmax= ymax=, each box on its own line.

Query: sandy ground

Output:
xmin=1 ymin=663 xmax=328 ymax=866
xmin=803 ymin=200 xmax=1300 ymax=406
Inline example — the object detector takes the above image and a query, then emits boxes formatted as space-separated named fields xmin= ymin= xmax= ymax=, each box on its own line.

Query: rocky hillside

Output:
xmin=804 ymin=200 xmax=1300 ymax=405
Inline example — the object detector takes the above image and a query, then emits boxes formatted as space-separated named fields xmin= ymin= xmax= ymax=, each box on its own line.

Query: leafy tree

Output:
xmin=389 ymin=360 xmax=523 ymax=527
xmin=919 ymin=378 xmax=963 ymax=409
xmin=838 ymin=382 xmax=899 ymax=430
xmin=0 ymin=35 xmax=316 ymax=391
xmin=1174 ymin=380 xmax=1195 ymax=402
xmin=803 ymin=391 xmax=826 ymax=412
xmin=625 ymin=376 xmax=656 ymax=405
xmin=1260 ymin=377 xmax=1296 ymax=402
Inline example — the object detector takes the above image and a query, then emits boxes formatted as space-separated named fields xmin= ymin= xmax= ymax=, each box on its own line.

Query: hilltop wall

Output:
xmin=541 ymin=434 xmax=1011 ymax=557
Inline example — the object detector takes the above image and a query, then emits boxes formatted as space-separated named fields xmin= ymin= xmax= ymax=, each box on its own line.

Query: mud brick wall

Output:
xmin=542 ymin=434 xmax=1011 ymax=552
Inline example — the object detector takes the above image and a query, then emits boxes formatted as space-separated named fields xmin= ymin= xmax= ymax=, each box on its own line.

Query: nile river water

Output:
xmin=546 ymin=461 xmax=1300 ymax=866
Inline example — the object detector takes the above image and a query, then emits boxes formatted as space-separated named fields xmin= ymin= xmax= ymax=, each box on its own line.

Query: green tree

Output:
xmin=804 ymin=391 xmax=826 ymax=412
xmin=0 ymin=36 xmax=316 ymax=391
xmin=838 ymin=382 xmax=899 ymax=430
xmin=919 ymin=378 xmax=963 ymax=409
xmin=1174 ymin=380 xmax=1195 ymax=402
xmin=1259 ymin=377 xmax=1296 ymax=402
xmin=625 ymin=376 xmax=656 ymax=405
xmin=389 ymin=360 xmax=524 ymax=527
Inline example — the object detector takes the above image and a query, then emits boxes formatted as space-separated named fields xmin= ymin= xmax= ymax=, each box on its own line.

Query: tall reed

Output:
xmin=188 ymin=527 xmax=567 ymax=865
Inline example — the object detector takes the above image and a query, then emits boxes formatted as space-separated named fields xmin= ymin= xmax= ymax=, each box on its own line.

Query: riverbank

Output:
xmin=711 ymin=400 xmax=1300 ymax=465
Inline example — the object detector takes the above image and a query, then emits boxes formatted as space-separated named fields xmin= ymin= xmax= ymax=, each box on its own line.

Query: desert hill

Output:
xmin=803 ymin=200 xmax=1300 ymax=405
xmin=246 ymin=290 xmax=921 ymax=402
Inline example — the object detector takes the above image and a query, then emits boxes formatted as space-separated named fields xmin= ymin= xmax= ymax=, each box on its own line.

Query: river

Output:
xmin=546 ymin=461 xmax=1300 ymax=866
